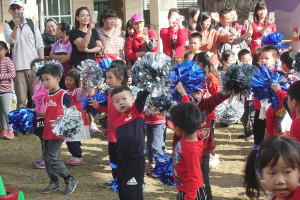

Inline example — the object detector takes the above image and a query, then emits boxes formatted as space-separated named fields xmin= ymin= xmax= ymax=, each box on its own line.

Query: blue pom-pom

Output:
xmin=99 ymin=58 xmax=113 ymax=77
xmin=261 ymin=32 xmax=289 ymax=51
xmin=252 ymin=64 xmax=288 ymax=109
xmin=78 ymin=90 xmax=108 ymax=116
xmin=153 ymin=154 xmax=175 ymax=186
xmin=169 ymin=60 xmax=205 ymax=102
xmin=7 ymin=108 xmax=37 ymax=134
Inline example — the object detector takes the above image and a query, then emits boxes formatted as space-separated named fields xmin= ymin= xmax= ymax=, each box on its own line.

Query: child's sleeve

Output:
xmin=62 ymin=93 xmax=72 ymax=108
xmin=96 ymin=104 xmax=108 ymax=113
xmin=135 ymin=90 xmax=150 ymax=113
xmin=181 ymin=95 xmax=190 ymax=103
xmin=207 ymin=73 xmax=220 ymax=95
xmin=275 ymin=89 xmax=290 ymax=114
xmin=0 ymin=58 xmax=16 ymax=80
xmin=199 ymin=92 xmax=230 ymax=112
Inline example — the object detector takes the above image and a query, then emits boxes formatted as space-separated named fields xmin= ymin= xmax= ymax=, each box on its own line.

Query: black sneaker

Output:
xmin=103 ymin=178 xmax=114 ymax=188
xmin=63 ymin=177 xmax=78 ymax=195
xmin=42 ymin=181 xmax=60 ymax=193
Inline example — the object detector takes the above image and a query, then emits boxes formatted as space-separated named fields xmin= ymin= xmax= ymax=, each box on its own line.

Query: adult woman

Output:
xmin=42 ymin=18 xmax=58 ymax=58
xmin=49 ymin=22 xmax=72 ymax=89
xmin=69 ymin=7 xmax=102 ymax=69
xmin=160 ymin=8 xmax=188 ymax=61
xmin=230 ymin=8 xmax=246 ymax=36
xmin=126 ymin=13 xmax=158 ymax=64
xmin=184 ymin=5 xmax=200 ymax=34
xmin=97 ymin=9 xmax=126 ymax=61
xmin=197 ymin=12 xmax=234 ymax=65
xmin=250 ymin=2 xmax=276 ymax=52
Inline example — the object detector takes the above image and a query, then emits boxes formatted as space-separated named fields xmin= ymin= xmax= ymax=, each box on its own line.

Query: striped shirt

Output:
xmin=0 ymin=57 xmax=16 ymax=94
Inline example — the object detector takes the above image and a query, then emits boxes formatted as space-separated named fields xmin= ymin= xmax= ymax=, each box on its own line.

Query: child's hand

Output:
xmin=175 ymin=82 xmax=187 ymax=96
xmin=271 ymin=83 xmax=281 ymax=92
xmin=89 ymin=98 xmax=99 ymax=109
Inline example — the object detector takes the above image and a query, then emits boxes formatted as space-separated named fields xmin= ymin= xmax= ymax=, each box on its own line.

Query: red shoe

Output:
xmin=6 ymin=131 xmax=15 ymax=140
xmin=0 ymin=129 xmax=7 ymax=137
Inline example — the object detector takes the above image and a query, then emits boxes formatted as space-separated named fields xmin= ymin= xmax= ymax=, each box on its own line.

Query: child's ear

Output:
xmin=119 ymin=76 xmax=124 ymax=83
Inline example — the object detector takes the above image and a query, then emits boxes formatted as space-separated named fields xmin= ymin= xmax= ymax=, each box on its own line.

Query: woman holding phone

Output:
xmin=126 ymin=13 xmax=158 ymax=64
xmin=251 ymin=2 xmax=276 ymax=52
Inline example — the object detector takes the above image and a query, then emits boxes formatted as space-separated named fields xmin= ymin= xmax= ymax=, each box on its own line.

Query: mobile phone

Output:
xmin=92 ymin=11 xmax=98 ymax=22
xmin=171 ymin=16 xmax=177 ymax=23
xmin=269 ymin=12 xmax=275 ymax=20
xmin=18 ymin=11 xmax=23 ymax=24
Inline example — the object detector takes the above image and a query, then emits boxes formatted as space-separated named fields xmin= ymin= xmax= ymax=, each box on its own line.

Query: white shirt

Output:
xmin=4 ymin=18 xmax=44 ymax=71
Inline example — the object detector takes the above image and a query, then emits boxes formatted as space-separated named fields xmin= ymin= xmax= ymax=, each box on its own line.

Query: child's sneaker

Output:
xmin=63 ymin=177 xmax=78 ymax=195
xmin=65 ymin=157 xmax=76 ymax=165
xmin=145 ymin=165 xmax=157 ymax=178
xmin=209 ymin=153 xmax=220 ymax=169
xmin=35 ymin=160 xmax=46 ymax=169
xmin=0 ymin=129 xmax=7 ymax=137
xmin=33 ymin=157 xmax=44 ymax=166
xmin=5 ymin=131 xmax=14 ymax=140
xmin=90 ymin=123 xmax=99 ymax=133
xmin=66 ymin=157 xmax=85 ymax=166
xmin=103 ymin=178 xmax=114 ymax=188
xmin=42 ymin=181 xmax=60 ymax=193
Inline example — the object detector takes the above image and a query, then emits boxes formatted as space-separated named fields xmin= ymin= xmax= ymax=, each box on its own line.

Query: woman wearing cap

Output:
xmin=160 ymin=8 xmax=188 ymax=62
xmin=126 ymin=13 xmax=158 ymax=64
xmin=42 ymin=18 xmax=58 ymax=59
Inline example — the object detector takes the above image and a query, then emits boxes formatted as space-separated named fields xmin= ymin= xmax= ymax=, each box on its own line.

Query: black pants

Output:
xmin=176 ymin=185 xmax=207 ymax=200
xmin=35 ymin=118 xmax=44 ymax=156
xmin=117 ymin=156 xmax=145 ymax=200
xmin=253 ymin=109 xmax=266 ymax=146
xmin=201 ymin=154 xmax=211 ymax=200
xmin=241 ymin=100 xmax=255 ymax=136
xmin=66 ymin=141 xmax=82 ymax=158
xmin=109 ymin=142 xmax=118 ymax=178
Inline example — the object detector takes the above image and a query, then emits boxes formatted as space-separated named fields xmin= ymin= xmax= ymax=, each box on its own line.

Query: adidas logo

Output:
xmin=127 ymin=177 xmax=137 ymax=185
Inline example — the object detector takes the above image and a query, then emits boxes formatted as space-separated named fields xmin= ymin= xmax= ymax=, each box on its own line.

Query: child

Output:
xmin=31 ymin=58 xmax=48 ymax=169
xmin=251 ymin=48 xmax=262 ymax=67
xmin=280 ymin=51 xmax=297 ymax=82
xmin=244 ymin=135 xmax=300 ymax=200
xmin=175 ymin=82 xmax=230 ymax=200
xmin=65 ymin=70 xmax=90 ymax=165
xmin=37 ymin=62 xmax=77 ymax=194
xmin=238 ymin=49 xmax=255 ymax=141
xmin=90 ymin=60 xmax=128 ymax=188
xmin=180 ymin=32 xmax=202 ymax=63
xmin=218 ymin=50 xmax=236 ymax=72
xmin=170 ymin=102 xmax=205 ymax=199
xmin=183 ymin=51 xmax=196 ymax=61
xmin=0 ymin=41 xmax=15 ymax=140
xmin=111 ymin=86 xmax=149 ymax=200
xmin=287 ymin=81 xmax=300 ymax=141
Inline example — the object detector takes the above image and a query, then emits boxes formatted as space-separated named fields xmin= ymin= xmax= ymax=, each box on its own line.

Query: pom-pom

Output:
xmin=261 ymin=32 xmax=289 ymax=51
xmin=77 ymin=59 xmax=104 ymax=89
xmin=252 ymin=64 xmax=288 ymax=109
xmin=150 ymin=94 xmax=173 ymax=112
xmin=221 ymin=63 xmax=258 ymax=96
xmin=35 ymin=60 xmax=64 ymax=81
xmin=78 ymin=89 xmax=108 ymax=116
xmin=169 ymin=60 xmax=206 ymax=102
xmin=51 ymin=106 xmax=84 ymax=138
xmin=131 ymin=52 xmax=176 ymax=96
xmin=215 ymin=98 xmax=244 ymax=125
xmin=99 ymin=58 xmax=113 ymax=77
xmin=153 ymin=154 xmax=175 ymax=186
xmin=8 ymin=108 xmax=37 ymax=134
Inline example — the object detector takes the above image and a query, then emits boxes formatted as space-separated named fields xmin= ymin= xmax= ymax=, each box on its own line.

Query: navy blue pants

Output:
xmin=66 ymin=141 xmax=82 ymax=158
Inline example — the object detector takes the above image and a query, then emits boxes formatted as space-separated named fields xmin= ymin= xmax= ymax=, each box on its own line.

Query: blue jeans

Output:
xmin=146 ymin=124 xmax=165 ymax=163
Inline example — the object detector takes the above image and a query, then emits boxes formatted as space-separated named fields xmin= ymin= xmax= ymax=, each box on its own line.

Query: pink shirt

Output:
xmin=251 ymin=22 xmax=277 ymax=52
xmin=50 ymin=38 xmax=72 ymax=75
xmin=32 ymin=81 xmax=48 ymax=120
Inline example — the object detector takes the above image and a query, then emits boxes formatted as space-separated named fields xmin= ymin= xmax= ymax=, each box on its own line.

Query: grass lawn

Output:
xmin=0 ymin=123 xmax=271 ymax=200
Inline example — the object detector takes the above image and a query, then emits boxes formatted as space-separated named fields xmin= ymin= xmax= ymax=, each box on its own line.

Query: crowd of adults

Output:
xmin=3 ymin=0 xmax=276 ymax=112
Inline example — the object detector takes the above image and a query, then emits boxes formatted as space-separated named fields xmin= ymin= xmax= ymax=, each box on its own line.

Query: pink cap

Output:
xmin=131 ymin=13 xmax=144 ymax=24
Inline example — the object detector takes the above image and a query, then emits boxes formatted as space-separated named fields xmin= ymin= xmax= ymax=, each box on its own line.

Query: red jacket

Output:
xmin=160 ymin=27 xmax=188 ymax=59
xmin=251 ymin=22 xmax=277 ymax=52
xmin=126 ymin=29 xmax=158 ymax=63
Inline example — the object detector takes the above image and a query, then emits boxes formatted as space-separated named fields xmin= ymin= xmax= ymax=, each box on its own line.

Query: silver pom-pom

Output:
xmin=216 ymin=98 xmax=244 ymax=125
xmin=51 ymin=106 xmax=84 ymax=138
xmin=35 ymin=60 xmax=64 ymax=81
xmin=77 ymin=59 xmax=104 ymax=89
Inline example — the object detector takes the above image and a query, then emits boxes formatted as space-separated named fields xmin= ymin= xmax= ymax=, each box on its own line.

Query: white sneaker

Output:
xmin=90 ymin=123 xmax=99 ymax=133
xmin=164 ymin=148 xmax=173 ymax=154
xmin=209 ymin=157 xmax=220 ymax=169
xmin=246 ymin=135 xmax=254 ymax=142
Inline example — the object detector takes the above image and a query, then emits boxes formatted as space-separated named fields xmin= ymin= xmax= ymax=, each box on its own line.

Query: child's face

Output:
xmin=191 ymin=91 xmax=202 ymax=104
xmin=65 ymin=76 xmax=76 ymax=90
xmin=188 ymin=37 xmax=201 ymax=52
xmin=106 ymin=71 xmax=123 ymax=88
xmin=260 ymin=51 xmax=277 ymax=70
xmin=0 ymin=45 xmax=7 ymax=59
xmin=287 ymin=95 xmax=297 ymax=113
xmin=41 ymin=73 xmax=60 ymax=92
xmin=240 ymin=53 xmax=253 ymax=65
xmin=262 ymin=156 xmax=300 ymax=199
xmin=112 ymin=91 xmax=134 ymax=114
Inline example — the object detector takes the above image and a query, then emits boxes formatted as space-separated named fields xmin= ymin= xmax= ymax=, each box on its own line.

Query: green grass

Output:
xmin=0 ymin=123 xmax=271 ymax=200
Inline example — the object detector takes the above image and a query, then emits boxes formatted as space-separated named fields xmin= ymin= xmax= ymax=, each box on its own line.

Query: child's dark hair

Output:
xmin=184 ymin=51 xmax=196 ymax=60
xmin=30 ymin=58 xmax=44 ymax=71
xmin=261 ymin=45 xmax=279 ymax=59
xmin=58 ymin=22 xmax=71 ymax=36
xmin=65 ymin=70 xmax=80 ymax=88
xmin=189 ymin=32 xmax=202 ymax=43
xmin=288 ymin=80 xmax=300 ymax=103
xmin=37 ymin=63 xmax=62 ymax=79
xmin=111 ymin=85 xmax=132 ymax=97
xmin=238 ymin=49 xmax=251 ymax=61
xmin=99 ymin=9 xmax=117 ymax=27
xmin=193 ymin=52 xmax=219 ymax=81
xmin=218 ymin=50 xmax=235 ymax=71
xmin=106 ymin=60 xmax=128 ymax=86
xmin=0 ymin=41 xmax=10 ymax=57
xmin=196 ymin=12 xmax=211 ymax=32
xmin=252 ymin=48 xmax=262 ymax=67
xmin=280 ymin=51 xmax=295 ymax=69
xmin=244 ymin=135 xmax=300 ymax=199
xmin=170 ymin=102 xmax=202 ymax=134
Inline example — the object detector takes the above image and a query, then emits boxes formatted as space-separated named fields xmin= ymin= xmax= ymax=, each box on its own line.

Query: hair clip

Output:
xmin=206 ymin=51 xmax=213 ymax=58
